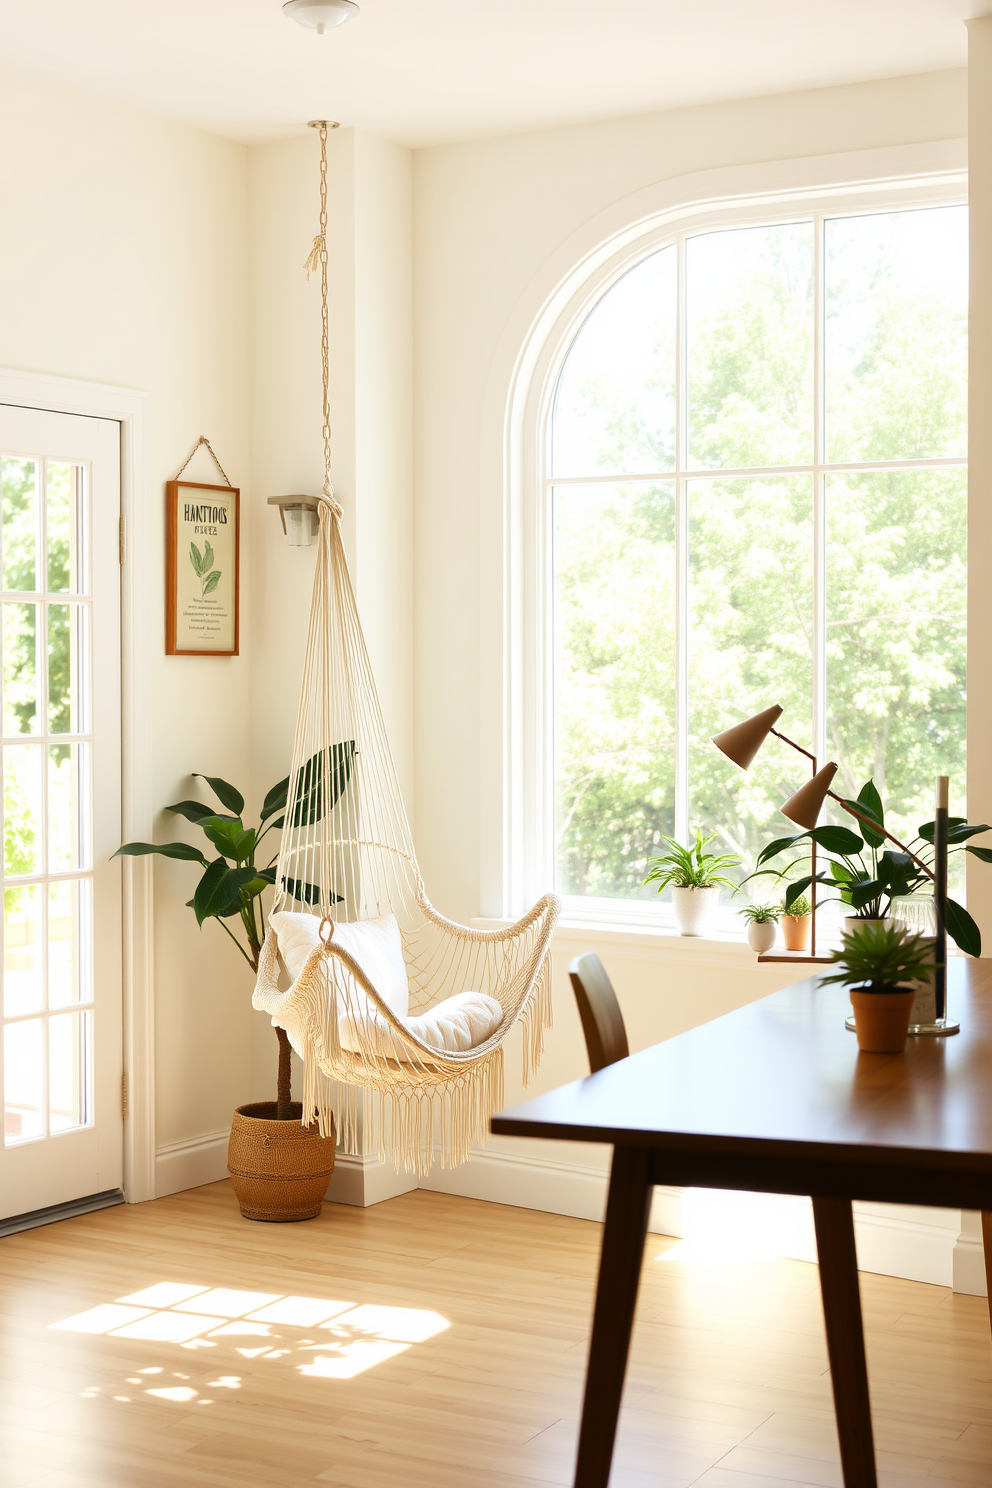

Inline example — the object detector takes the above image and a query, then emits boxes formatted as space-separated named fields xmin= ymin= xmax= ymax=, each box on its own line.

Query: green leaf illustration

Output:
xmin=202 ymin=542 xmax=214 ymax=572
xmin=189 ymin=541 xmax=203 ymax=576
xmin=202 ymin=570 xmax=221 ymax=596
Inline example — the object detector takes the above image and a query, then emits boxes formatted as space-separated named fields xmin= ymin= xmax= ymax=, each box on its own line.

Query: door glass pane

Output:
xmin=4 ymin=743 xmax=44 ymax=876
xmin=49 ymin=743 xmax=89 ymax=872
xmin=554 ymin=482 xmax=676 ymax=898
xmin=3 ymin=601 xmax=40 ymax=734
xmin=49 ymin=879 xmax=89 ymax=1009
xmin=5 ymin=1016 xmax=43 ymax=1144
xmin=826 ymin=468 xmax=966 ymax=840
xmin=552 ymin=248 xmax=677 ymax=477
xmin=49 ymin=1010 xmax=90 ymax=1133
xmin=688 ymin=476 xmax=814 ymax=882
xmin=2 ymin=457 xmax=38 ymax=592
xmin=687 ymin=223 xmax=814 ymax=471
xmin=825 ymin=206 xmax=968 ymax=463
xmin=4 ymin=885 xmax=42 ymax=1017
xmin=48 ymin=603 xmax=87 ymax=734
xmin=46 ymin=462 xmax=77 ymax=593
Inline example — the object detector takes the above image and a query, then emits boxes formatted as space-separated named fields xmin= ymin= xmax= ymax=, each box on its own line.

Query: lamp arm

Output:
xmin=768 ymin=727 xmax=816 ymax=764
xmin=826 ymin=791 xmax=935 ymax=884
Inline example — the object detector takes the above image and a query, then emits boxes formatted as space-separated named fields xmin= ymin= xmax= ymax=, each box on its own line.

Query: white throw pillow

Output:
xmin=339 ymin=991 xmax=503 ymax=1063
xmin=269 ymin=911 xmax=410 ymax=1019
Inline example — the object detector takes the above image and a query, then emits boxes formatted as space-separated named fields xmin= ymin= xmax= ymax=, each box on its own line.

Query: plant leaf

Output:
xmin=260 ymin=776 xmax=289 ymax=823
xmin=918 ymin=816 xmax=967 ymax=844
xmin=193 ymin=774 xmax=245 ymax=816
xmin=756 ymin=834 xmax=804 ymax=866
xmin=966 ymin=845 xmax=992 ymax=864
xmin=290 ymin=741 xmax=356 ymax=828
xmin=200 ymin=816 xmax=256 ymax=863
xmin=189 ymin=541 xmax=203 ymax=576
xmin=202 ymin=570 xmax=221 ymax=596
xmin=946 ymin=897 xmax=982 ymax=958
xmin=280 ymin=874 xmax=342 ymax=906
xmin=113 ymin=841 xmax=209 ymax=864
xmin=192 ymin=859 xmax=257 ymax=926
xmin=946 ymin=822 xmax=991 ymax=844
xmin=255 ymin=865 xmax=278 ymax=884
xmin=166 ymin=798 xmax=236 ymax=825
xmin=809 ymin=825 xmax=864 ymax=855
xmin=784 ymin=876 xmax=812 ymax=910
xmin=848 ymin=878 xmax=883 ymax=910
xmin=202 ymin=542 xmax=214 ymax=572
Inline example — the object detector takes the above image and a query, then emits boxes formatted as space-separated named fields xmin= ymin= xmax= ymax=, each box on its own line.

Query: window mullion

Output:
xmin=813 ymin=213 xmax=827 ymax=770
xmin=675 ymin=232 xmax=689 ymax=844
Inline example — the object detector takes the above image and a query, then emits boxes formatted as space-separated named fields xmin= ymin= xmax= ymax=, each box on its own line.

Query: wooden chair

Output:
xmin=569 ymin=953 xmax=629 ymax=1073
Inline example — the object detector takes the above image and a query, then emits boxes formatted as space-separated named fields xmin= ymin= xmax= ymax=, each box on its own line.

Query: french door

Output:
xmin=0 ymin=405 xmax=122 ymax=1219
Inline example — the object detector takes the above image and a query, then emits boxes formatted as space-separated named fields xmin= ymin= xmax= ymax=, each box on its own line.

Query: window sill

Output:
xmin=473 ymin=914 xmax=817 ymax=967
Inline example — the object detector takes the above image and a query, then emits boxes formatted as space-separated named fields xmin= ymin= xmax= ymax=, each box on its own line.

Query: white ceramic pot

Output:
xmin=671 ymin=884 xmax=719 ymax=937
xmin=843 ymin=916 xmax=892 ymax=934
xmin=746 ymin=919 xmax=776 ymax=953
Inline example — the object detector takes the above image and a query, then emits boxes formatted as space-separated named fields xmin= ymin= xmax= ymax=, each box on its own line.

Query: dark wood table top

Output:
xmin=492 ymin=962 xmax=992 ymax=1197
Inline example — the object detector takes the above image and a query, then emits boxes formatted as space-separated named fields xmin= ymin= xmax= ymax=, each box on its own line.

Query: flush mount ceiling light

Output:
xmin=283 ymin=0 xmax=359 ymax=33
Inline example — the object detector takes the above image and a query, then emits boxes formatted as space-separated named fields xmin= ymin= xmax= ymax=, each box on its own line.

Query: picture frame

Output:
xmin=166 ymin=479 xmax=240 ymax=656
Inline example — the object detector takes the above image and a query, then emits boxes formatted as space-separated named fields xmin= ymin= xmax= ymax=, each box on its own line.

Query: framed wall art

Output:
xmin=166 ymin=478 xmax=240 ymax=656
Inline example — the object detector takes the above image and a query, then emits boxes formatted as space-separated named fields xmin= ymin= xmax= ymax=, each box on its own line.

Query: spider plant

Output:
xmin=737 ymin=903 xmax=780 ymax=924
xmin=644 ymin=830 xmax=743 ymax=892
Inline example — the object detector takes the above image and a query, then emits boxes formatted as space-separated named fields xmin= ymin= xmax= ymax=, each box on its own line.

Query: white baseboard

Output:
xmin=420 ymin=1144 xmax=681 ymax=1237
xmin=156 ymin=1129 xmax=230 ymax=1198
xmin=325 ymin=1152 xmax=417 ymax=1207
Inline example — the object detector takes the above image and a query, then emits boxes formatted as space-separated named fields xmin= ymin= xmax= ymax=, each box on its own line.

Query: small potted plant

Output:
xmin=781 ymin=892 xmax=812 ymax=951
xmin=820 ymin=921 xmax=934 ymax=1053
xmin=644 ymin=830 xmax=742 ymax=937
xmin=738 ymin=903 xmax=780 ymax=953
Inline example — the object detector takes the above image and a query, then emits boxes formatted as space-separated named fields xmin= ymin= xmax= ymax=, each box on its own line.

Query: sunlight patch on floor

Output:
xmin=49 ymin=1284 xmax=451 ymax=1404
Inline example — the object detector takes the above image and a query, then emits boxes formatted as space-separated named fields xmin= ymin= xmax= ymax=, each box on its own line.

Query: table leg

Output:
xmin=573 ymin=1145 xmax=654 ymax=1488
xmin=812 ymin=1196 xmax=877 ymax=1488
xmin=981 ymin=1212 xmax=992 ymax=1339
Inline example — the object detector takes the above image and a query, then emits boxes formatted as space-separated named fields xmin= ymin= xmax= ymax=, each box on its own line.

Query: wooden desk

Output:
xmin=492 ymin=961 xmax=992 ymax=1488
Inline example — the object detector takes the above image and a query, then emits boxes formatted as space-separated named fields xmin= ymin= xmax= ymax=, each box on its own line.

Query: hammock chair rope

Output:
xmin=253 ymin=120 xmax=560 ymax=1174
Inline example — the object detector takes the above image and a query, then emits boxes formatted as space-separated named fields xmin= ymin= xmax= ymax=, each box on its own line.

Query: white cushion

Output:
xmin=268 ymin=911 xmax=501 ymax=1061
xmin=339 ymin=991 xmax=503 ymax=1063
xmin=269 ymin=911 xmax=409 ymax=1019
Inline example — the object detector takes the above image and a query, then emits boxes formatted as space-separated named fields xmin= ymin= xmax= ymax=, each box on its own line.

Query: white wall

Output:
xmin=0 ymin=69 xmax=254 ymax=1185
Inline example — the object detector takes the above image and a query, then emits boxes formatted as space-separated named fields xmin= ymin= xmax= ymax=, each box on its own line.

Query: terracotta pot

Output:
xmin=227 ymin=1102 xmax=336 ymax=1222
xmin=746 ymin=920 xmax=776 ymax=953
xmin=781 ymin=912 xmax=811 ymax=951
xmin=849 ymin=988 xmax=916 ymax=1053
xmin=671 ymin=885 xmax=718 ymax=937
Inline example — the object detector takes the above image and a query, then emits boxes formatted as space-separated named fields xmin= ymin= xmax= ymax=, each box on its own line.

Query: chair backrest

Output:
xmin=568 ymin=953 xmax=629 ymax=1074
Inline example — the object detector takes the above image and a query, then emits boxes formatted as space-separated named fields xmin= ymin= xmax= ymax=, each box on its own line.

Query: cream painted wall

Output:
xmin=0 ymin=69 xmax=253 ymax=1167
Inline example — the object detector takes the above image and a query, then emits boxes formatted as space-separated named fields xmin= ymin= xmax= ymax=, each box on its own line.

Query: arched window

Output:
xmin=549 ymin=205 xmax=967 ymax=914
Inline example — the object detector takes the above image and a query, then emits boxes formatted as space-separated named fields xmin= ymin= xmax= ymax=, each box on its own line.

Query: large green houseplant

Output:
xmin=114 ymin=750 xmax=352 ymax=1120
xmin=748 ymin=778 xmax=990 ymax=957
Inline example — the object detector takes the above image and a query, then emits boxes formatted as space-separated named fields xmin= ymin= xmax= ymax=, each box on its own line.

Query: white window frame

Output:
xmin=482 ymin=144 xmax=968 ymax=929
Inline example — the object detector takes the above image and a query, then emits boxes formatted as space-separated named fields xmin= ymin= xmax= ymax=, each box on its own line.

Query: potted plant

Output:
xmin=738 ymin=903 xmax=780 ymax=953
xmin=644 ymin=830 xmax=743 ymax=937
xmin=820 ymin=921 xmax=934 ymax=1053
xmin=114 ymin=769 xmax=341 ymax=1222
xmin=750 ymin=778 xmax=990 ymax=958
xmin=781 ymin=893 xmax=812 ymax=952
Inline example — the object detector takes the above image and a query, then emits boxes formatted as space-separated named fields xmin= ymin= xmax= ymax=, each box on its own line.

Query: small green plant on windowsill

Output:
xmin=784 ymin=893 xmax=812 ymax=919
xmin=644 ymin=830 xmax=743 ymax=937
xmin=737 ymin=903 xmax=781 ymax=925
xmin=738 ymin=901 xmax=780 ymax=953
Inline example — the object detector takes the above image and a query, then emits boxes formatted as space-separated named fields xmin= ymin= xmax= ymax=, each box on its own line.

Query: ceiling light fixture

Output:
xmin=283 ymin=0 xmax=359 ymax=34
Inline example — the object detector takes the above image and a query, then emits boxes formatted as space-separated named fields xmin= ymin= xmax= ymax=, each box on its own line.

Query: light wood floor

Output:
xmin=3 ymin=1182 xmax=992 ymax=1487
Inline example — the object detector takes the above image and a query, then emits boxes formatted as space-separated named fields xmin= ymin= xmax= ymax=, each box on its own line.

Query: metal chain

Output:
xmin=306 ymin=120 xmax=340 ymax=505
xmin=172 ymin=434 xmax=234 ymax=487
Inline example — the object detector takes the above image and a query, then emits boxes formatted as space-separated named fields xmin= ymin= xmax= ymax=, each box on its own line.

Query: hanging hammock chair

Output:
xmin=252 ymin=122 xmax=560 ymax=1175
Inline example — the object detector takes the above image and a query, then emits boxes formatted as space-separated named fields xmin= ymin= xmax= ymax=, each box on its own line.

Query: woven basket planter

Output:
xmin=227 ymin=1102 xmax=336 ymax=1222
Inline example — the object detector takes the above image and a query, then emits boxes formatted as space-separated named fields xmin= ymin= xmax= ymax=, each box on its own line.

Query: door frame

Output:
xmin=0 ymin=367 xmax=154 ymax=1202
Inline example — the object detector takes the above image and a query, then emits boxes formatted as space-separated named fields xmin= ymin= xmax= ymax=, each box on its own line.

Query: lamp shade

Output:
xmin=711 ymin=704 xmax=784 ymax=771
xmin=781 ymin=762 xmax=838 ymax=830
